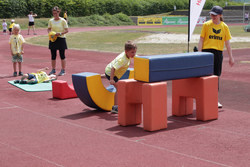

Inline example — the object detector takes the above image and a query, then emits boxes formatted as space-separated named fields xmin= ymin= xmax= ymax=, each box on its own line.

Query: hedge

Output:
xmin=0 ymin=0 xmax=240 ymax=18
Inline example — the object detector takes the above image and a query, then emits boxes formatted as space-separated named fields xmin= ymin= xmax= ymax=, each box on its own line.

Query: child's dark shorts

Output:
xmin=27 ymin=73 xmax=38 ymax=83
xmin=29 ymin=22 xmax=34 ymax=26
xmin=202 ymin=49 xmax=223 ymax=76
xmin=105 ymin=73 xmax=119 ymax=83
xmin=12 ymin=54 xmax=23 ymax=63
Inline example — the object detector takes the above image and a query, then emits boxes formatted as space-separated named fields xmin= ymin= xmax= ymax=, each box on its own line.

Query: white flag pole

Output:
xmin=188 ymin=0 xmax=206 ymax=52
xmin=188 ymin=0 xmax=191 ymax=52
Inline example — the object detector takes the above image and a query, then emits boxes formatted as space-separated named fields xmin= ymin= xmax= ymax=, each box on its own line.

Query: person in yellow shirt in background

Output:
xmin=9 ymin=24 xmax=25 ymax=77
xmin=48 ymin=6 xmax=69 ymax=76
xmin=105 ymin=41 xmax=137 ymax=113
xmin=63 ymin=10 xmax=68 ymax=22
xmin=9 ymin=19 xmax=15 ymax=35
xmin=198 ymin=6 xmax=234 ymax=108
xmin=14 ymin=67 xmax=57 ymax=84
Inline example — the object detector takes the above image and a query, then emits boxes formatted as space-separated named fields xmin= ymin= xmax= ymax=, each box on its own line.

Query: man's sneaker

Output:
xmin=218 ymin=102 xmax=223 ymax=108
xmin=14 ymin=80 xmax=20 ymax=84
xmin=111 ymin=105 xmax=118 ymax=114
xmin=58 ymin=69 xmax=65 ymax=76
xmin=19 ymin=72 xmax=23 ymax=76
xmin=49 ymin=69 xmax=56 ymax=75
xmin=13 ymin=72 xmax=17 ymax=77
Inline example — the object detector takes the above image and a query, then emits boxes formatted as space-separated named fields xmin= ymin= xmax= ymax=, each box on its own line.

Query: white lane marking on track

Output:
xmin=0 ymin=102 xmax=19 ymax=110
xmin=2 ymin=102 xmax=234 ymax=167
xmin=168 ymin=117 xmax=250 ymax=137
xmin=135 ymin=139 xmax=145 ymax=142
xmin=0 ymin=141 xmax=64 ymax=167
xmin=0 ymin=106 xmax=18 ymax=110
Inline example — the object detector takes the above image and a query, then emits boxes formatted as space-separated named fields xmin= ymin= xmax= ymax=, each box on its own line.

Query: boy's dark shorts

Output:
xmin=27 ymin=73 xmax=38 ymax=84
xmin=12 ymin=54 xmax=23 ymax=63
xmin=9 ymin=28 xmax=12 ymax=32
xmin=105 ymin=73 xmax=119 ymax=83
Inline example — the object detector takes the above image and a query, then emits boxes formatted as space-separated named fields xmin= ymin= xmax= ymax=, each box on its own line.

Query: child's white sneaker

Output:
xmin=218 ymin=102 xmax=223 ymax=108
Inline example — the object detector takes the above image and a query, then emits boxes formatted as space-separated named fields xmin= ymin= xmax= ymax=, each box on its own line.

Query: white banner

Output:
xmin=189 ymin=0 xmax=206 ymax=40
xmin=197 ymin=16 xmax=206 ymax=25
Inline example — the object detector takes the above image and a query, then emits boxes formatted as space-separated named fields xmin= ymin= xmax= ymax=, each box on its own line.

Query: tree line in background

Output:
xmin=0 ymin=0 xmax=240 ymax=18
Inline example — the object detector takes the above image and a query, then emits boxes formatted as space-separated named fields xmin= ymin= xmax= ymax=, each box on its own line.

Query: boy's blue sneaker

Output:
xmin=49 ymin=69 xmax=56 ymax=75
xmin=19 ymin=72 xmax=23 ymax=76
xmin=13 ymin=72 xmax=17 ymax=77
xmin=58 ymin=69 xmax=65 ymax=76
xmin=111 ymin=105 xmax=118 ymax=114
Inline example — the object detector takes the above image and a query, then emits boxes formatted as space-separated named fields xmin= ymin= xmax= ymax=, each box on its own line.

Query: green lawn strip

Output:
xmin=25 ymin=25 xmax=250 ymax=55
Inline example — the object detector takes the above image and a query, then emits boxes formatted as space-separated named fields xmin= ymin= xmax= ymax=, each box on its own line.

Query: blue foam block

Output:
xmin=135 ymin=52 xmax=214 ymax=82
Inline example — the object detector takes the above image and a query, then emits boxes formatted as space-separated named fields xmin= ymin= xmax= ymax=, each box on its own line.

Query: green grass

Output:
xmin=26 ymin=30 xmax=193 ymax=55
xmin=26 ymin=25 xmax=250 ymax=55
xmin=4 ymin=18 xmax=50 ymax=30
xmin=3 ymin=13 xmax=134 ymax=31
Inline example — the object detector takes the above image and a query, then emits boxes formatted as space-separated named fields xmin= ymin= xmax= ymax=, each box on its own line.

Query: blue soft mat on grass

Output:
xmin=8 ymin=80 xmax=52 ymax=92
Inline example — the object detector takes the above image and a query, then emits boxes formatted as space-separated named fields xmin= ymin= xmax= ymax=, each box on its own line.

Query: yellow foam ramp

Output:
xmin=72 ymin=69 xmax=134 ymax=111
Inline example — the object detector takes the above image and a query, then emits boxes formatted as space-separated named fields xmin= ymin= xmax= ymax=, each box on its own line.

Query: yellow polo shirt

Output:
xmin=48 ymin=17 xmax=68 ymax=38
xmin=9 ymin=23 xmax=15 ymax=29
xmin=9 ymin=34 xmax=25 ymax=54
xmin=105 ymin=52 xmax=131 ymax=79
xmin=200 ymin=20 xmax=232 ymax=51
xmin=31 ymin=71 xmax=50 ymax=83
xmin=64 ymin=13 xmax=67 ymax=19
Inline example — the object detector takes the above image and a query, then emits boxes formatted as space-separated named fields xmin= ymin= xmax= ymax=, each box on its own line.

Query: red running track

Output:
xmin=0 ymin=26 xmax=250 ymax=167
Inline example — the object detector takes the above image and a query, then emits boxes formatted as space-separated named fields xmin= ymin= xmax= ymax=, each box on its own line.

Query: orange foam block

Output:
xmin=118 ymin=79 xmax=167 ymax=131
xmin=52 ymin=80 xmax=77 ymax=99
xmin=172 ymin=75 xmax=218 ymax=121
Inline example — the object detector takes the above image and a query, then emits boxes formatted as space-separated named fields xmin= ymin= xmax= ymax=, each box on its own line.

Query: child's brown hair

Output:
xmin=125 ymin=41 xmax=137 ymax=51
xmin=52 ymin=6 xmax=61 ymax=12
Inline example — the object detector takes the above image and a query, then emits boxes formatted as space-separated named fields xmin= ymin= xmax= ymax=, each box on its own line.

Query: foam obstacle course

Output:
xmin=52 ymin=68 xmax=134 ymax=100
xmin=118 ymin=52 xmax=218 ymax=131
xmin=134 ymin=52 xmax=214 ymax=82
xmin=52 ymin=80 xmax=77 ymax=99
xmin=72 ymin=68 xmax=134 ymax=111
